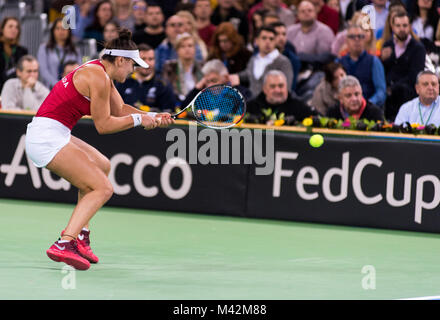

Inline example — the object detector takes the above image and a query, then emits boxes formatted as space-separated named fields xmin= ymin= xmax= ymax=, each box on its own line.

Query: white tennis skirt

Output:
xmin=25 ymin=117 xmax=71 ymax=168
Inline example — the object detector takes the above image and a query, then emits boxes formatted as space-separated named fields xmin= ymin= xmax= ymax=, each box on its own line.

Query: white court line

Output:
xmin=398 ymin=295 xmax=440 ymax=300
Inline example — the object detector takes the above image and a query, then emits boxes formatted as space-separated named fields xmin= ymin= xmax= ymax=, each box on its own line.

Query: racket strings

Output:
xmin=193 ymin=85 xmax=245 ymax=128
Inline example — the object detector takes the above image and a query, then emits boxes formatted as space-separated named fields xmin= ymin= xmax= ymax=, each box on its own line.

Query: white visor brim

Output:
xmin=103 ymin=49 xmax=149 ymax=68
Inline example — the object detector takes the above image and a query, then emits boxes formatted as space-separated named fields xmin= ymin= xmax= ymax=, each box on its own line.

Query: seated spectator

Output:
xmin=133 ymin=3 xmax=166 ymax=49
xmin=0 ymin=17 xmax=28 ymax=92
xmin=311 ymin=62 xmax=347 ymax=116
xmin=337 ymin=25 xmax=386 ymax=107
xmin=97 ymin=21 xmax=120 ymax=58
xmin=286 ymin=1 xmax=335 ymax=57
xmin=372 ymin=0 xmax=390 ymax=38
xmin=208 ymin=22 xmax=252 ymax=74
xmin=248 ymin=0 xmax=295 ymax=29
xmin=155 ymin=14 xmax=204 ymax=73
xmin=411 ymin=0 xmax=439 ymax=51
xmin=327 ymin=75 xmax=384 ymax=121
xmin=271 ymin=21 xmax=301 ymax=91
xmin=132 ymin=0 xmax=147 ymax=32
xmin=114 ymin=0 xmax=135 ymax=31
xmin=71 ymin=0 xmax=96 ymax=41
xmin=161 ymin=33 xmax=203 ymax=103
xmin=394 ymin=71 xmax=440 ymax=126
xmin=230 ymin=26 xmax=293 ymax=98
xmin=193 ymin=0 xmax=217 ymax=48
xmin=247 ymin=70 xmax=317 ymax=123
xmin=263 ymin=12 xmax=281 ymax=27
xmin=83 ymin=0 xmax=114 ymax=52
xmin=332 ymin=12 xmax=380 ymax=57
xmin=1 ymin=55 xmax=50 ymax=111
xmin=381 ymin=11 xmax=426 ymax=121
xmin=181 ymin=59 xmax=252 ymax=107
xmin=376 ymin=3 xmax=407 ymax=51
xmin=37 ymin=18 xmax=81 ymax=89
xmin=308 ymin=0 xmax=340 ymax=34
xmin=61 ymin=60 xmax=80 ymax=78
xmin=115 ymin=43 xmax=176 ymax=112
xmin=177 ymin=10 xmax=208 ymax=60
xmin=211 ymin=0 xmax=249 ymax=43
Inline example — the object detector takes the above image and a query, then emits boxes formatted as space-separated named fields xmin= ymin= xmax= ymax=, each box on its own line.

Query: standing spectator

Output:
xmin=311 ymin=62 xmax=347 ymax=116
xmin=37 ymin=18 xmax=81 ymax=89
xmin=247 ymin=70 xmax=317 ymax=123
xmin=161 ymin=33 xmax=204 ymax=103
xmin=327 ymin=75 xmax=384 ymax=121
xmin=177 ymin=10 xmax=209 ymax=60
xmin=411 ymin=0 xmax=439 ymax=46
xmin=229 ymin=26 xmax=294 ymax=98
xmin=208 ymin=22 xmax=252 ymax=74
xmin=114 ymin=0 xmax=135 ymax=31
xmin=337 ymin=25 xmax=387 ymax=107
xmin=1 ymin=55 xmax=50 ymax=111
xmin=394 ymin=71 xmax=440 ymax=126
xmin=271 ymin=21 xmax=301 ymax=91
xmin=194 ymin=0 xmax=217 ymax=48
xmin=211 ymin=0 xmax=249 ymax=43
xmin=308 ymin=0 xmax=340 ymax=34
xmin=132 ymin=0 xmax=148 ymax=32
xmin=133 ymin=3 xmax=166 ymax=49
xmin=0 ymin=17 xmax=28 ymax=92
xmin=83 ymin=0 xmax=114 ymax=52
xmin=381 ymin=11 xmax=426 ymax=121
xmin=115 ymin=44 xmax=176 ymax=112
xmin=286 ymin=1 xmax=335 ymax=56
xmin=248 ymin=0 xmax=296 ymax=29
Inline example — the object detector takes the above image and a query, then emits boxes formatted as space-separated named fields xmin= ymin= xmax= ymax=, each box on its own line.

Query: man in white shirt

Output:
xmin=229 ymin=26 xmax=293 ymax=97
xmin=394 ymin=71 xmax=440 ymax=126
xmin=1 ymin=55 xmax=50 ymax=111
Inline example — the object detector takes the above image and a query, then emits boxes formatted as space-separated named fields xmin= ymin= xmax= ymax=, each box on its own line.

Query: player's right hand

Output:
xmin=141 ymin=114 xmax=161 ymax=130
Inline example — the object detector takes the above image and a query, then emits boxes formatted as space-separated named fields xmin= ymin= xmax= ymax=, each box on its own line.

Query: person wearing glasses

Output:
xmin=337 ymin=24 xmax=386 ymax=107
xmin=132 ymin=0 xmax=147 ymax=32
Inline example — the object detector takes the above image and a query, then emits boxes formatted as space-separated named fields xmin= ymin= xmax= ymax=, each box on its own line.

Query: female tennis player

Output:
xmin=25 ymin=28 xmax=173 ymax=270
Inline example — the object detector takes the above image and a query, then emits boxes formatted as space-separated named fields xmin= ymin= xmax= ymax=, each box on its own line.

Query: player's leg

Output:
xmin=46 ymin=141 xmax=114 ymax=240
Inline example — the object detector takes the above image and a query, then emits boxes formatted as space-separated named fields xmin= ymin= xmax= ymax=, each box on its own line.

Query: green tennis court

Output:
xmin=1 ymin=198 xmax=439 ymax=300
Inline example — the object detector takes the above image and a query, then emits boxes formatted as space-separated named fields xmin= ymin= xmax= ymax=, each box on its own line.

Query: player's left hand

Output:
xmin=156 ymin=113 xmax=174 ymax=127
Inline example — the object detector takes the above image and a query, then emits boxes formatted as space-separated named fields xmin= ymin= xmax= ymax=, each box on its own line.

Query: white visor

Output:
xmin=103 ymin=49 xmax=149 ymax=68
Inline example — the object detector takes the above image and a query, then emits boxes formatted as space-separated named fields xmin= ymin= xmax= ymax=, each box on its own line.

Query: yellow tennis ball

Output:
xmin=309 ymin=134 xmax=324 ymax=148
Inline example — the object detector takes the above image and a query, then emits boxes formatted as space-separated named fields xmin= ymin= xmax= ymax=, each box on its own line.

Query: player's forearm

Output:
xmin=93 ymin=114 xmax=138 ymax=134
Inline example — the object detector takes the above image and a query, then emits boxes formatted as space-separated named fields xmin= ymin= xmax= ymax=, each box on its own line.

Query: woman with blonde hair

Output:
xmin=176 ymin=10 xmax=208 ymax=61
xmin=161 ymin=33 xmax=204 ymax=103
xmin=332 ymin=11 xmax=379 ymax=57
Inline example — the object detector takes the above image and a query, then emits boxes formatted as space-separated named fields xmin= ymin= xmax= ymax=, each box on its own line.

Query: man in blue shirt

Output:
xmin=338 ymin=25 xmax=386 ymax=107
xmin=394 ymin=71 xmax=440 ymax=126
xmin=116 ymin=44 xmax=176 ymax=112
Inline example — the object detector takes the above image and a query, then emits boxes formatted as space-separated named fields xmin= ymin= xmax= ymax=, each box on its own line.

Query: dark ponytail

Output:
xmin=101 ymin=28 xmax=138 ymax=63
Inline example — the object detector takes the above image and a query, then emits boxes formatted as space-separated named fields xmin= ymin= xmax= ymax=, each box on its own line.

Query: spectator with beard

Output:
xmin=381 ymin=11 xmax=426 ymax=121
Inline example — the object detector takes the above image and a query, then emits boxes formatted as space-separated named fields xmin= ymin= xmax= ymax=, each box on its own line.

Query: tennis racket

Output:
xmin=172 ymin=84 xmax=246 ymax=129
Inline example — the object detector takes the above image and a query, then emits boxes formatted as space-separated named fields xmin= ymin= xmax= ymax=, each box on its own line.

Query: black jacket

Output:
xmin=326 ymin=100 xmax=384 ymax=122
xmin=247 ymin=92 xmax=317 ymax=122
xmin=382 ymin=37 xmax=426 ymax=94
xmin=0 ymin=42 xmax=28 ymax=91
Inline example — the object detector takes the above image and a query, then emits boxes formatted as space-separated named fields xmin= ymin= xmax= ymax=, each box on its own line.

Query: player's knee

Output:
xmin=101 ymin=158 xmax=111 ymax=176
xmin=101 ymin=180 xmax=114 ymax=201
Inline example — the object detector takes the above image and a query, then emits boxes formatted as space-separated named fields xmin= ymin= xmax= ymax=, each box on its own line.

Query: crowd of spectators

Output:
xmin=0 ymin=0 xmax=440 ymax=128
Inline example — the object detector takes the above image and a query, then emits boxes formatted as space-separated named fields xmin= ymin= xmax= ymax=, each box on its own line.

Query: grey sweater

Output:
xmin=238 ymin=52 xmax=293 ymax=97
xmin=1 ymin=78 xmax=50 ymax=111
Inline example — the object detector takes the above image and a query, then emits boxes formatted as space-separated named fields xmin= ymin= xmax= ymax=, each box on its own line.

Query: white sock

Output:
xmin=58 ymin=239 xmax=70 ymax=243
xmin=82 ymin=228 xmax=89 ymax=232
